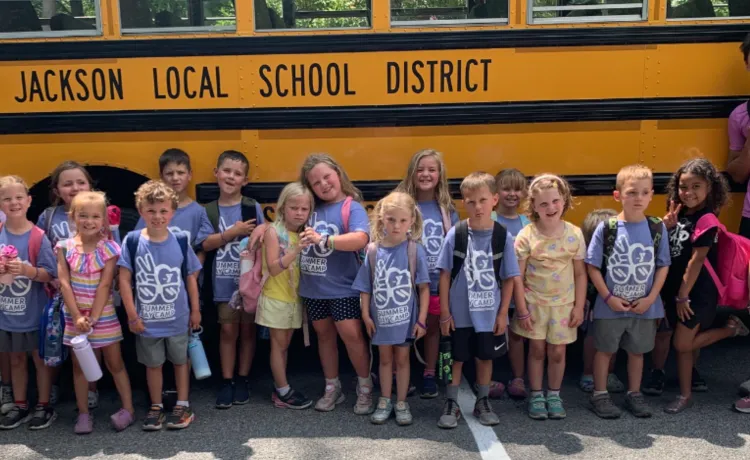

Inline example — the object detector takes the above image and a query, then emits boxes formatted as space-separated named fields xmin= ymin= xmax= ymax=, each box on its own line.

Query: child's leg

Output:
xmin=269 ymin=328 xmax=293 ymax=390
xmin=101 ymin=343 xmax=134 ymax=413
xmin=31 ymin=351 xmax=51 ymax=404
xmin=312 ymin=318 xmax=339 ymax=380
xmin=174 ymin=363 xmax=189 ymax=403
xmin=146 ymin=366 xmax=164 ymax=405
xmin=593 ymin=351 xmax=614 ymax=392
xmin=626 ymin=352 xmax=644 ymax=393
xmin=394 ymin=346 xmax=410 ymax=402
xmin=0 ymin=352 xmax=10 ymax=384
xmin=583 ymin=335 xmax=595 ymax=377
xmin=71 ymin=353 xmax=90 ymax=414
xmin=546 ymin=344 xmax=566 ymax=391
xmin=237 ymin=321 xmax=257 ymax=379
xmin=527 ymin=340 xmax=546 ymax=392
xmin=378 ymin=346 xmax=394 ymax=399
xmin=651 ymin=331 xmax=672 ymax=370
xmin=335 ymin=319 xmax=371 ymax=379
xmin=424 ymin=314 xmax=440 ymax=375
xmin=475 ymin=359 xmax=492 ymax=387
xmin=508 ymin=330 xmax=525 ymax=380
xmin=220 ymin=322 xmax=239 ymax=379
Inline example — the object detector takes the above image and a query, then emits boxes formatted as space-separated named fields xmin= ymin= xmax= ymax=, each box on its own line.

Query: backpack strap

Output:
xmin=691 ymin=213 xmax=725 ymax=295
xmin=241 ymin=197 xmax=258 ymax=223
xmin=41 ymin=207 xmax=55 ymax=238
xmin=647 ymin=216 xmax=664 ymax=253
xmin=340 ymin=196 xmax=353 ymax=234
xmin=125 ymin=230 xmax=139 ymax=290
xmin=28 ymin=226 xmax=44 ymax=268
xmin=601 ymin=217 xmax=618 ymax=276
xmin=519 ymin=215 xmax=530 ymax=227
xmin=205 ymin=201 xmax=219 ymax=233
xmin=490 ymin=221 xmax=507 ymax=282
xmin=175 ymin=232 xmax=189 ymax=283
xmin=407 ymin=238 xmax=417 ymax=288
xmin=450 ymin=220 xmax=469 ymax=284
xmin=440 ymin=206 xmax=452 ymax=236
xmin=366 ymin=242 xmax=377 ymax=287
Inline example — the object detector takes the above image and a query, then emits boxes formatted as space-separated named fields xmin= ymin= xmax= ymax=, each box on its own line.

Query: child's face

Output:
xmin=283 ymin=194 xmax=312 ymax=230
xmin=615 ymin=178 xmax=653 ymax=214
xmin=415 ymin=156 xmax=440 ymax=194
xmin=532 ymin=187 xmax=564 ymax=224
xmin=214 ymin=159 xmax=248 ymax=196
xmin=139 ymin=200 xmax=175 ymax=230
xmin=383 ymin=207 xmax=413 ymax=240
xmin=162 ymin=162 xmax=192 ymax=196
xmin=306 ymin=163 xmax=343 ymax=203
xmin=0 ymin=184 xmax=31 ymax=219
xmin=57 ymin=168 xmax=91 ymax=206
xmin=462 ymin=186 xmax=499 ymax=221
xmin=74 ymin=202 xmax=105 ymax=238
xmin=498 ymin=185 xmax=524 ymax=211
xmin=678 ymin=172 xmax=709 ymax=210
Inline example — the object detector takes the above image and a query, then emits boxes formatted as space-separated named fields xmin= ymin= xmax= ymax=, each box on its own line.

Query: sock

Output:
xmin=593 ymin=390 xmax=608 ymax=397
xmin=477 ymin=384 xmax=490 ymax=400
xmin=530 ymin=390 xmax=544 ymax=398
xmin=358 ymin=376 xmax=373 ymax=388
xmin=547 ymin=389 xmax=560 ymax=397
xmin=37 ymin=401 xmax=49 ymax=407
xmin=15 ymin=400 xmax=28 ymax=410
xmin=176 ymin=400 xmax=189 ymax=408
xmin=423 ymin=369 xmax=436 ymax=378
xmin=446 ymin=384 xmax=459 ymax=401
xmin=325 ymin=377 xmax=340 ymax=387
xmin=627 ymin=391 xmax=638 ymax=396
xmin=223 ymin=378 xmax=233 ymax=386
xmin=153 ymin=403 xmax=164 ymax=409
xmin=277 ymin=385 xmax=291 ymax=397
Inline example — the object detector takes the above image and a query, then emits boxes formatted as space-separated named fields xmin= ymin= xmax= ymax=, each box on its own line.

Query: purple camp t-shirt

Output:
xmin=0 ymin=227 xmax=57 ymax=333
xmin=436 ymin=226 xmax=520 ymax=332
xmin=418 ymin=201 xmax=459 ymax=295
xmin=352 ymin=241 xmax=430 ymax=345
xmin=117 ymin=232 xmax=201 ymax=338
xmin=728 ymin=103 xmax=750 ymax=217
xmin=135 ymin=201 xmax=213 ymax=248
xmin=38 ymin=205 xmax=122 ymax=247
xmin=299 ymin=199 xmax=370 ymax=299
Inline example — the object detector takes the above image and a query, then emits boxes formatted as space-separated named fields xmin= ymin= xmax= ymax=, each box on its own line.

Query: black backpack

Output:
xmin=450 ymin=220 xmax=508 ymax=286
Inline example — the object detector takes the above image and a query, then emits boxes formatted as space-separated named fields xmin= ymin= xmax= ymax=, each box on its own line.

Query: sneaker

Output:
xmin=74 ymin=413 xmax=93 ymax=435
xmin=734 ymin=396 xmax=750 ymax=413
xmin=642 ymin=369 xmax=665 ymax=396
xmin=395 ymin=401 xmax=413 ymax=426
xmin=692 ymin=368 xmax=708 ymax=392
xmin=664 ymin=396 xmax=694 ymax=414
xmin=488 ymin=381 xmax=506 ymax=399
xmin=50 ymin=385 xmax=59 ymax=406
xmin=166 ymin=405 xmax=194 ymax=430
xmin=527 ymin=393 xmax=548 ymax=420
xmin=142 ymin=405 xmax=165 ymax=431
xmin=579 ymin=375 xmax=594 ymax=393
xmin=110 ymin=408 xmax=135 ymax=432
xmin=354 ymin=382 xmax=375 ymax=415
xmin=315 ymin=382 xmax=345 ymax=412
xmin=437 ymin=398 xmax=461 ymax=429
xmin=272 ymin=389 xmax=313 ymax=410
xmin=370 ymin=397 xmax=393 ymax=424
xmin=28 ymin=404 xmax=57 ymax=430
xmin=473 ymin=397 xmax=500 ymax=426
xmin=606 ymin=373 xmax=625 ymax=393
xmin=739 ymin=378 xmax=750 ymax=397
xmin=233 ymin=380 xmax=250 ymax=405
xmin=728 ymin=315 xmax=750 ymax=337
xmin=625 ymin=392 xmax=652 ymax=418
xmin=507 ymin=378 xmax=528 ymax=399
xmin=0 ymin=405 xmax=31 ymax=430
xmin=0 ymin=385 xmax=13 ymax=415
xmin=215 ymin=382 xmax=234 ymax=409
xmin=546 ymin=394 xmax=566 ymax=420
xmin=420 ymin=374 xmax=438 ymax=399
xmin=88 ymin=390 xmax=99 ymax=410
xmin=590 ymin=393 xmax=621 ymax=419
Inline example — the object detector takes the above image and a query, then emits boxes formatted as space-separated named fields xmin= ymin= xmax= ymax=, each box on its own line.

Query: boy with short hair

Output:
xmin=119 ymin=181 xmax=202 ymax=431
xmin=435 ymin=172 xmax=522 ymax=429
xmin=585 ymin=165 xmax=670 ymax=419
xmin=201 ymin=150 xmax=264 ymax=409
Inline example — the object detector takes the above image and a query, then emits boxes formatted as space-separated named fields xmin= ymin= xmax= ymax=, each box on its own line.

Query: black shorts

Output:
xmin=302 ymin=296 xmax=361 ymax=322
xmin=661 ymin=297 xmax=718 ymax=332
xmin=451 ymin=327 xmax=507 ymax=362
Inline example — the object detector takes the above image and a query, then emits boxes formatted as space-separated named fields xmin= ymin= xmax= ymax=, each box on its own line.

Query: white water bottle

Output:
xmin=70 ymin=334 xmax=102 ymax=382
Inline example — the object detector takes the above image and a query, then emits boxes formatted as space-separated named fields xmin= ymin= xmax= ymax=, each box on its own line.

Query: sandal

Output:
xmin=664 ymin=395 xmax=693 ymax=414
xmin=728 ymin=315 xmax=750 ymax=337
xmin=579 ymin=375 xmax=594 ymax=393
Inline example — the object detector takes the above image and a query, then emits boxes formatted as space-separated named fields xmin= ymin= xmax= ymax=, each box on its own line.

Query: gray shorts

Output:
xmin=136 ymin=334 xmax=189 ymax=368
xmin=593 ymin=318 xmax=658 ymax=355
xmin=0 ymin=330 xmax=39 ymax=353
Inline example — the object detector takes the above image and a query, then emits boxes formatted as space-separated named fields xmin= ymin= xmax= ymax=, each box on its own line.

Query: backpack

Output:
xmin=366 ymin=240 xmax=418 ymax=291
xmin=125 ymin=230 xmax=190 ymax=293
xmin=38 ymin=293 xmax=68 ymax=367
xmin=601 ymin=216 xmax=664 ymax=277
xmin=233 ymin=236 xmax=265 ymax=315
xmin=439 ymin=206 xmax=454 ymax=235
xmin=450 ymin=220 xmax=507 ymax=286
xmin=692 ymin=213 xmax=750 ymax=309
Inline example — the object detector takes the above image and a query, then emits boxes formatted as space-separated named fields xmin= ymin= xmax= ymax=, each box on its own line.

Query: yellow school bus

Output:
xmin=1 ymin=0 xmax=749 ymax=230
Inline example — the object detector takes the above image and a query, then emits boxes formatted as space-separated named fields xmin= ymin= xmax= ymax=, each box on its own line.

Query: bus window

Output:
xmin=528 ymin=0 xmax=647 ymax=24
xmin=0 ymin=0 xmax=100 ymax=37
xmin=256 ymin=0 xmax=371 ymax=30
xmin=120 ymin=0 xmax=236 ymax=32
xmin=391 ymin=0 xmax=508 ymax=25
xmin=667 ymin=0 xmax=750 ymax=19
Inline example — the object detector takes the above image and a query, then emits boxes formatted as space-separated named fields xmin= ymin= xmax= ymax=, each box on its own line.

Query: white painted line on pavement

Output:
xmin=457 ymin=380 xmax=512 ymax=460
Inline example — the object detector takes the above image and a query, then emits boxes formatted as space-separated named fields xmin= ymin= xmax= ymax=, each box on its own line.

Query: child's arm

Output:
xmin=495 ymin=277 xmax=514 ymax=335
xmin=302 ymin=228 xmax=368 ymax=252
xmin=414 ymin=283 xmax=430 ymax=339
xmin=88 ymin=258 xmax=117 ymax=325
xmin=202 ymin=219 xmax=256 ymax=252
xmin=570 ymin=259 xmax=587 ymax=328
xmin=586 ymin=265 xmax=630 ymax=313
xmin=675 ymin=246 xmax=711 ymax=321
xmin=8 ymin=258 xmax=53 ymax=283
xmin=631 ymin=266 xmax=669 ymax=315
xmin=438 ymin=270 xmax=454 ymax=336
xmin=118 ymin=268 xmax=144 ymax=334
xmin=360 ymin=292 xmax=375 ymax=338
xmin=187 ymin=272 xmax=201 ymax=330
xmin=56 ymin=249 xmax=89 ymax=332
xmin=265 ymin=227 xmax=307 ymax=277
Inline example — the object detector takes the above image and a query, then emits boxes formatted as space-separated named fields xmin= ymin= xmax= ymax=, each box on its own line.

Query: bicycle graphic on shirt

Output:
xmin=134 ymin=252 xmax=181 ymax=304
xmin=464 ymin=247 xmax=496 ymax=291
xmin=216 ymin=217 xmax=240 ymax=263
xmin=372 ymin=258 xmax=412 ymax=310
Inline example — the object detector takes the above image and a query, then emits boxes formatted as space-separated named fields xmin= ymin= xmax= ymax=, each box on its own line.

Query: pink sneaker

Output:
xmin=110 ymin=408 xmax=135 ymax=432
xmin=74 ymin=413 xmax=93 ymax=435
xmin=507 ymin=378 xmax=528 ymax=399
xmin=735 ymin=397 xmax=750 ymax=413
xmin=488 ymin=381 xmax=506 ymax=399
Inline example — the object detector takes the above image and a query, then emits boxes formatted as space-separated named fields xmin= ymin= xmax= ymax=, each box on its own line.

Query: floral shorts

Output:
xmin=511 ymin=302 xmax=577 ymax=345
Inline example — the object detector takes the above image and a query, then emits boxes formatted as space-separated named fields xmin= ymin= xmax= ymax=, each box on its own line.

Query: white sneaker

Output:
xmin=50 ymin=385 xmax=59 ymax=406
xmin=88 ymin=390 xmax=99 ymax=409
xmin=0 ymin=385 xmax=13 ymax=415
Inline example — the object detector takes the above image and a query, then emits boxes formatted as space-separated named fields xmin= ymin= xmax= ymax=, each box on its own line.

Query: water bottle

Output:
xmin=438 ymin=336 xmax=453 ymax=386
xmin=70 ymin=334 xmax=103 ymax=382
xmin=188 ymin=327 xmax=211 ymax=380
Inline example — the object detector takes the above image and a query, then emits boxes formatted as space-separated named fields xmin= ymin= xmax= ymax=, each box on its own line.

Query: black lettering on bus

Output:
xmin=343 ymin=63 xmax=355 ymax=95
xmin=75 ymin=69 xmax=89 ymax=101
xmin=199 ymin=66 xmax=215 ymax=98
xmin=276 ymin=64 xmax=288 ymax=97
xmin=259 ymin=64 xmax=273 ymax=98
xmin=43 ymin=70 xmax=57 ymax=102
xmin=411 ymin=61 xmax=425 ymax=94
xmin=59 ymin=70 xmax=73 ymax=101
xmin=326 ymin=63 xmax=340 ymax=95
xmin=481 ymin=59 xmax=491 ymax=91
xmin=386 ymin=62 xmax=399 ymax=94
xmin=92 ymin=68 xmax=107 ymax=101
xmin=14 ymin=71 xmax=27 ymax=102
xmin=153 ymin=68 xmax=165 ymax=99
xmin=29 ymin=72 xmax=43 ymax=102
xmin=403 ymin=61 xmax=409 ymax=93
xmin=466 ymin=59 xmax=478 ymax=92
xmin=456 ymin=60 xmax=463 ymax=92
xmin=166 ymin=67 xmax=180 ymax=99
xmin=263 ymin=206 xmax=275 ymax=222
xmin=426 ymin=61 xmax=437 ymax=93
xmin=291 ymin=64 xmax=305 ymax=96
xmin=309 ymin=63 xmax=322 ymax=97
xmin=184 ymin=66 xmax=196 ymax=99
xmin=108 ymin=69 xmax=123 ymax=100
xmin=440 ymin=61 xmax=453 ymax=93
xmin=214 ymin=66 xmax=228 ymax=98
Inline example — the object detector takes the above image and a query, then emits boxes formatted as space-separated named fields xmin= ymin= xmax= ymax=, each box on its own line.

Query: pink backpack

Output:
xmin=235 ymin=238 xmax=265 ymax=315
xmin=692 ymin=213 xmax=750 ymax=309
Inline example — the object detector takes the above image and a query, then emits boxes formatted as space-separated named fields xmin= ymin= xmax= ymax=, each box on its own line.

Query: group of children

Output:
xmin=0 ymin=147 xmax=746 ymax=434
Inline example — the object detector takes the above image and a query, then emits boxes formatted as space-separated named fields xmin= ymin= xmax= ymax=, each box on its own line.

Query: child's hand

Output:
xmin=128 ymin=318 xmax=145 ymax=335
xmin=629 ymin=296 xmax=653 ymax=315
xmin=606 ymin=296 xmax=631 ymax=313
xmin=413 ymin=322 xmax=426 ymax=340
xmin=6 ymin=259 xmax=24 ymax=276
xmin=363 ymin=316 xmax=376 ymax=338
xmin=515 ymin=309 xmax=534 ymax=332
xmin=569 ymin=307 xmax=584 ymax=328
xmin=301 ymin=228 xmax=322 ymax=246
xmin=439 ymin=315 xmax=454 ymax=336
xmin=190 ymin=310 xmax=202 ymax=330
xmin=676 ymin=300 xmax=694 ymax=322
xmin=663 ymin=200 xmax=682 ymax=230
xmin=75 ymin=316 xmax=91 ymax=333
xmin=233 ymin=219 xmax=257 ymax=238
xmin=248 ymin=223 xmax=269 ymax=248
xmin=494 ymin=315 xmax=508 ymax=336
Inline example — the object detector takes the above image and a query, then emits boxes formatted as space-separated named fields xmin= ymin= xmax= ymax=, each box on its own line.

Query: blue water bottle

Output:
xmin=188 ymin=327 xmax=211 ymax=380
